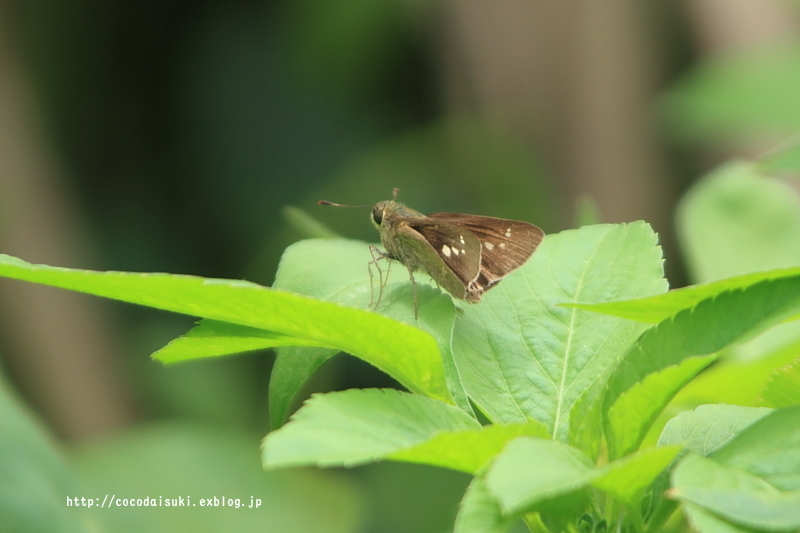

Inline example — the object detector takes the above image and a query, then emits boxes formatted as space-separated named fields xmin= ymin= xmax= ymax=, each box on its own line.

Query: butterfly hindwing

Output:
xmin=426 ymin=213 xmax=544 ymax=301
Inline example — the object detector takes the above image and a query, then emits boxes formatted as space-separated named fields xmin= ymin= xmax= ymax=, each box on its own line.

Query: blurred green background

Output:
xmin=0 ymin=1 xmax=799 ymax=531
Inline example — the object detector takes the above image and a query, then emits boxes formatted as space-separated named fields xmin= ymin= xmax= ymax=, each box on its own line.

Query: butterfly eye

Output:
xmin=371 ymin=207 xmax=383 ymax=225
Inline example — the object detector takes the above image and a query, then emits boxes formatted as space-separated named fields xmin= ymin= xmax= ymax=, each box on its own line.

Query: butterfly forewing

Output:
xmin=390 ymin=215 xmax=484 ymax=299
xmin=410 ymin=221 xmax=482 ymax=284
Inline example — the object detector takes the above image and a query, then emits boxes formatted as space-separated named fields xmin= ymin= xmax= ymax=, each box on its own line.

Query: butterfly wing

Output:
xmin=426 ymin=213 xmax=544 ymax=301
xmin=389 ymin=217 xmax=482 ymax=300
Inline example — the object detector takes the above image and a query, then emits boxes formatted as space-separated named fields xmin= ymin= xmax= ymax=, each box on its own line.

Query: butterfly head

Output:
xmin=370 ymin=200 xmax=396 ymax=229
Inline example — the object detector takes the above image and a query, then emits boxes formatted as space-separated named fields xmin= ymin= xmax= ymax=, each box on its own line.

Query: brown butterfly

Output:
xmin=320 ymin=189 xmax=544 ymax=310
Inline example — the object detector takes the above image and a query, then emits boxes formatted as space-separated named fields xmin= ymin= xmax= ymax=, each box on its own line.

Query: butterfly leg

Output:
xmin=367 ymin=245 xmax=392 ymax=310
xmin=406 ymin=265 xmax=419 ymax=319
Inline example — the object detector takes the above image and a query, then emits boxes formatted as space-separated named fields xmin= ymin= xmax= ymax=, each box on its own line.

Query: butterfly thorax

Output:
xmin=371 ymin=201 xmax=427 ymax=268
xmin=370 ymin=199 xmax=485 ymax=302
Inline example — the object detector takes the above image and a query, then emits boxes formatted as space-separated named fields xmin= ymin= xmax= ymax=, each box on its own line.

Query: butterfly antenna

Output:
xmin=392 ymin=187 xmax=400 ymax=200
xmin=317 ymin=200 xmax=371 ymax=208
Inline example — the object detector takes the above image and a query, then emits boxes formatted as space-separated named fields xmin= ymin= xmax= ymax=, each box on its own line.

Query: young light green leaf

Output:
xmin=388 ymin=420 xmax=549 ymax=474
xmin=152 ymin=319 xmax=310 ymax=362
xmin=672 ymin=454 xmax=800 ymax=531
xmin=605 ymin=276 xmax=800 ymax=459
xmin=452 ymin=223 xmax=667 ymax=442
xmin=262 ymin=389 xmax=479 ymax=469
xmin=761 ymin=359 xmax=800 ymax=408
xmin=606 ymin=355 xmax=716 ymax=459
xmin=484 ymin=437 xmax=595 ymax=515
xmin=711 ymin=405 xmax=800 ymax=491
xmin=454 ymin=476 xmax=520 ymax=533
xmin=0 ymin=253 xmax=451 ymax=403
xmin=658 ymin=405 xmax=773 ymax=456
xmin=568 ymin=267 xmax=800 ymax=324
xmin=671 ymin=330 xmax=800 ymax=409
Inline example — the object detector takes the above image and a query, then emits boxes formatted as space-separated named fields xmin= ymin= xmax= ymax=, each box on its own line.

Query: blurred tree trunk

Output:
xmin=438 ymin=0 xmax=674 ymax=234
xmin=685 ymin=0 xmax=799 ymax=54
xmin=0 ymin=6 xmax=135 ymax=440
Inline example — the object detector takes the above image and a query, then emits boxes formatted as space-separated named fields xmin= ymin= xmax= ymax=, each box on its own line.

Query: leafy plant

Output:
xmin=1 ymin=164 xmax=799 ymax=532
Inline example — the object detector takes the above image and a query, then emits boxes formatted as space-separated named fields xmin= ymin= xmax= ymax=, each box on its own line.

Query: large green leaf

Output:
xmin=711 ymin=405 xmax=800 ymax=491
xmin=451 ymin=222 xmax=667 ymax=443
xmin=262 ymin=389 xmax=480 ymax=469
xmin=569 ymin=266 xmax=800 ymax=324
xmin=658 ymin=405 xmax=773 ymax=456
xmin=267 ymin=238 xmax=468 ymax=427
xmin=0 ymin=253 xmax=451 ymax=404
xmin=672 ymin=454 xmax=800 ymax=532
xmin=262 ymin=388 xmax=549 ymax=474
xmin=484 ymin=438 xmax=594 ymax=515
xmin=604 ymin=276 xmax=800 ymax=459
xmin=485 ymin=437 xmax=678 ymax=518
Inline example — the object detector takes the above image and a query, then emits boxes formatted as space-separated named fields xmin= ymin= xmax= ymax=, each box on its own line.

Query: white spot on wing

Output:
xmin=459 ymin=235 xmax=465 ymax=244
xmin=505 ymin=228 xmax=512 ymax=237
xmin=442 ymin=245 xmax=452 ymax=257
xmin=452 ymin=247 xmax=460 ymax=256
xmin=484 ymin=242 xmax=495 ymax=251
xmin=499 ymin=243 xmax=506 ymax=249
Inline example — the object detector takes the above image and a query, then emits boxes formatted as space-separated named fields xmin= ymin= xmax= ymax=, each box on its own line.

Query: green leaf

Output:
xmin=568 ymin=266 xmax=800 ymax=324
xmin=677 ymin=161 xmax=800 ymax=283
xmin=671 ymin=329 xmax=800 ymax=408
xmin=761 ymin=359 xmax=800 ymax=408
xmin=682 ymin=503 xmax=765 ymax=533
xmin=0 ymin=372 xmax=85 ymax=533
xmin=591 ymin=445 xmax=681 ymax=512
xmin=672 ymin=454 xmax=800 ymax=531
xmin=262 ymin=389 xmax=480 ymax=469
xmin=484 ymin=438 xmax=594 ymax=515
xmin=485 ymin=436 xmax=678 ymax=519
xmin=153 ymin=319 xmax=307 ymax=362
xmin=711 ymin=405 xmax=800 ymax=491
xmin=267 ymin=239 xmax=468 ymax=426
xmin=454 ymin=476 xmax=520 ymax=533
xmin=452 ymin=222 xmax=667 ymax=442
xmin=604 ymin=276 xmax=800 ymax=459
xmin=388 ymin=419 xmax=549 ymax=474
xmin=269 ymin=346 xmax=338 ymax=429
xmin=0 ymin=253 xmax=452 ymax=404
xmin=606 ymin=355 xmax=716 ymax=459
xmin=664 ymin=44 xmax=800 ymax=140
xmin=658 ymin=405 xmax=773 ymax=456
